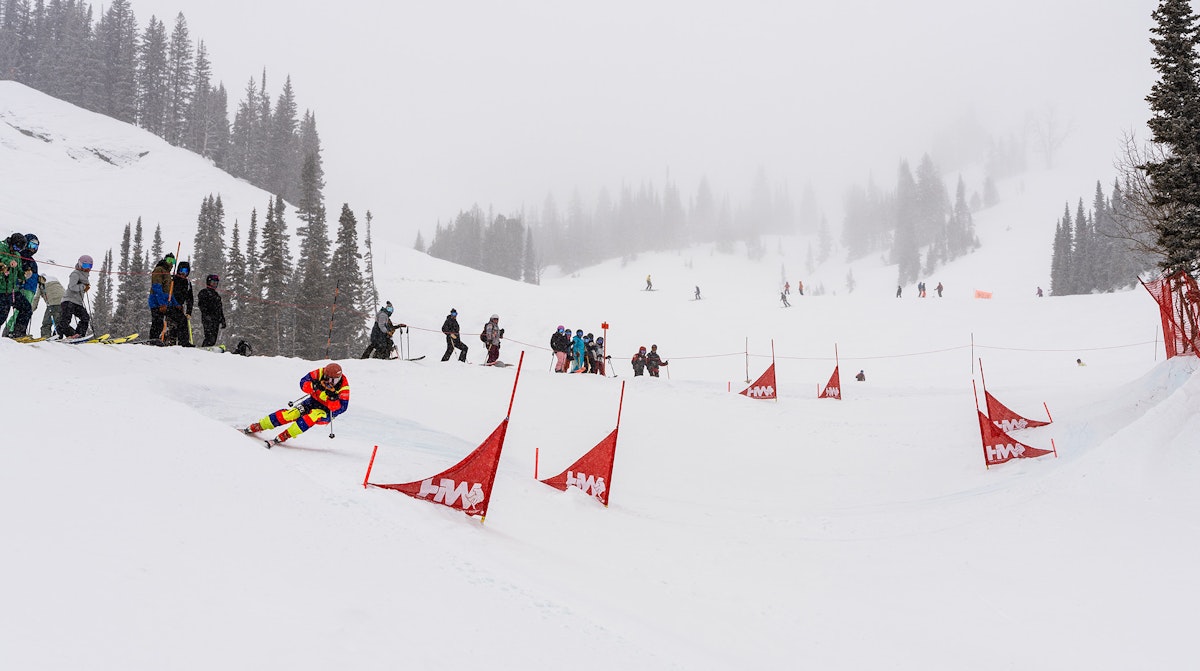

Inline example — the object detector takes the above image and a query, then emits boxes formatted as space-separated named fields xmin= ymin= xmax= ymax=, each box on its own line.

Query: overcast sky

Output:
xmin=129 ymin=0 xmax=1159 ymax=244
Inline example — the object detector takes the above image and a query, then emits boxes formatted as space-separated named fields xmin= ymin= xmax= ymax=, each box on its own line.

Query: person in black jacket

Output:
xmin=646 ymin=344 xmax=669 ymax=378
xmin=631 ymin=346 xmax=648 ymax=376
xmin=197 ymin=274 xmax=227 ymax=347
xmin=549 ymin=325 xmax=571 ymax=372
xmin=441 ymin=307 xmax=468 ymax=362
xmin=164 ymin=261 xmax=194 ymax=346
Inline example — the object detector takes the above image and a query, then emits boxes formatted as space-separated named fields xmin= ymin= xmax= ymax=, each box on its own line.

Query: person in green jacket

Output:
xmin=0 ymin=233 xmax=27 ymax=337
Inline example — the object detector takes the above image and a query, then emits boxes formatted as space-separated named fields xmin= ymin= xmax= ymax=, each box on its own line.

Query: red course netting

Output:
xmin=1141 ymin=271 xmax=1200 ymax=359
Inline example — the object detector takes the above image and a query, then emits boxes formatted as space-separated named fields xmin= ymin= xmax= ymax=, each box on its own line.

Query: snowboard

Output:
xmin=99 ymin=333 xmax=139 ymax=345
xmin=483 ymin=360 xmax=514 ymax=368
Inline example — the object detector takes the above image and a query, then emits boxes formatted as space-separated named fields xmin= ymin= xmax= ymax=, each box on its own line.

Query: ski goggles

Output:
xmin=80 ymin=262 xmax=93 ymax=270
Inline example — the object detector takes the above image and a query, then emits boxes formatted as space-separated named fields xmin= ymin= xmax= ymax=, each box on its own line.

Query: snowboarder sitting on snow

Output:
xmin=197 ymin=274 xmax=227 ymax=347
xmin=441 ymin=307 xmax=468 ymax=362
xmin=646 ymin=344 xmax=668 ymax=377
xmin=631 ymin=346 xmax=648 ymax=376
xmin=482 ymin=314 xmax=504 ymax=364
xmin=361 ymin=301 xmax=404 ymax=359
xmin=57 ymin=255 xmax=93 ymax=338
xmin=244 ymin=362 xmax=349 ymax=446
xmin=855 ymin=370 xmax=866 ymax=382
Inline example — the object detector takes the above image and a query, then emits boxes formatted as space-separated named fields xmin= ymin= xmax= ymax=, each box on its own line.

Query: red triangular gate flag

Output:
xmin=540 ymin=428 xmax=618 ymax=506
xmin=740 ymin=363 xmax=777 ymax=399
xmin=985 ymin=390 xmax=1050 ymax=431
xmin=976 ymin=410 xmax=1054 ymax=467
xmin=371 ymin=420 xmax=509 ymax=518
xmin=818 ymin=365 xmax=841 ymax=399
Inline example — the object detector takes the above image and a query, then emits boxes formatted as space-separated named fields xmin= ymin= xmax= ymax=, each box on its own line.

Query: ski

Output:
xmin=100 ymin=333 xmax=139 ymax=345
xmin=405 ymin=355 xmax=426 ymax=361
xmin=73 ymin=333 xmax=111 ymax=344
xmin=13 ymin=335 xmax=50 ymax=343
xmin=238 ymin=427 xmax=274 ymax=449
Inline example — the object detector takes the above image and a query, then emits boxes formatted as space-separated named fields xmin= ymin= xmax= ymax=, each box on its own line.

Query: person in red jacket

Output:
xmin=243 ymin=362 xmax=350 ymax=446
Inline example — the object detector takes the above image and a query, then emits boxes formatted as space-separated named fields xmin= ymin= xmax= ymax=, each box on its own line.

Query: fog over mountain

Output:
xmin=127 ymin=0 xmax=1158 ymax=245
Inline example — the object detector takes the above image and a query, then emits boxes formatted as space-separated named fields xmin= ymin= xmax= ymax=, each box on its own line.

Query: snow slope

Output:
xmin=2 ymin=83 xmax=1197 ymax=670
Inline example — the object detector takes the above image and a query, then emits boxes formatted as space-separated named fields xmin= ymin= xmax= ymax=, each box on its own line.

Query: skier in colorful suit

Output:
xmin=244 ymin=363 xmax=350 ymax=446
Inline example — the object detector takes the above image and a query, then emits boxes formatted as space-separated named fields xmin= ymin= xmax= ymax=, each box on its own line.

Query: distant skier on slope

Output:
xmin=243 ymin=362 xmax=349 ymax=446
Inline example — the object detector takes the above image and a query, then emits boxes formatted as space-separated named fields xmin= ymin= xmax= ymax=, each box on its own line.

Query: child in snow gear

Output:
xmin=549 ymin=325 xmax=571 ymax=372
xmin=362 ymin=301 xmax=404 ymax=359
xmin=441 ymin=308 xmax=468 ymax=362
xmin=163 ymin=261 xmax=194 ymax=346
xmin=197 ymin=274 xmax=227 ymax=347
xmin=244 ymin=362 xmax=350 ymax=446
xmin=570 ymin=329 xmax=587 ymax=372
xmin=36 ymin=274 xmax=64 ymax=338
xmin=646 ymin=344 xmax=668 ymax=377
xmin=482 ymin=314 xmax=504 ymax=364
xmin=855 ymin=370 xmax=866 ymax=382
xmin=58 ymin=255 xmax=93 ymax=338
xmin=148 ymin=253 xmax=176 ymax=341
xmin=631 ymin=346 xmax=648 ymax=376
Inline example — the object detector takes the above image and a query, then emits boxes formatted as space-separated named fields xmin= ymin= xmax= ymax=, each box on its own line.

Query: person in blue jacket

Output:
xmin=571 ymin=329 xmax=587 ymax=373
xmin=2 ymin=233 xmax=37 ymax=337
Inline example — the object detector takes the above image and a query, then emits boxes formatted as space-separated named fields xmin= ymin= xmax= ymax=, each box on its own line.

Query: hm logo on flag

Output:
xmin=824 ymin=386 xmax=840 ymax=398
xmin=746 ymin=385 xmax=775 ymax=398
xmin=995 ymin=418 xmax=1029 ymax=432
xmin=566 ymin=470 xmax=607 ymax=499
xmin=418 ymin=477 xmax=485 ymax=510
xmin=986 ymin=442 xmax=1025 ymax=462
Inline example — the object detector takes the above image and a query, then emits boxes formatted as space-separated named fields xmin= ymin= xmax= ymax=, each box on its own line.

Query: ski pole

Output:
xmin=328 ymin=414 xmax=335 ymax=439
xmin=287 ymin=394 xmax=307 ymax=408
xmin=405 ymin=326 xmax=411 ymax=360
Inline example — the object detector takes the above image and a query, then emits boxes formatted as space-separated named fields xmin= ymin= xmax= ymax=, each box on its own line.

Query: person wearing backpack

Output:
xmin=482 ymin=314 xmax=504 ymax=365
xmin=361 ymin=301 xmax=404 ymax=359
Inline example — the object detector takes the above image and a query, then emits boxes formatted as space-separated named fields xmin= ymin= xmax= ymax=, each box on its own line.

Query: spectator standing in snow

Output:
xmin=164 ymin=261 xmax=194 ymax=346
xmin=797 ymin=280 xmax=804 ymax=296
xmin=784 ymin=281 xmax=790 ymax=295
xmin=482 ymin=314 xmax=504 ymax=364
xmin=362 ymin=301 xmax=403 ymax=359
xmin=570 ymin=329 xmax=587 ymax=372
xmin=896 ymin=285 xmax=902 ymax=298
xmin=646 ymin=344 xmax=668 ymax=378
xmin=441 ymin=308 xmax=468 ymax=362
xmin=936 ymin=281 xmax=944 ymax=297
xmin=0 ymin=233 xmax=26 ymax=337
xmin=631 ymin=346 xmax=648 ymax=376
xmin=58 ymin=254 xmax=93 ymax=338
xmin=148 ymin=252 xmax=176 ymax=341
xmin=695 ymin=286 xmax=701 ymax=300
xmin=855 ymin=370 xmax=866 ymax=382
xmin=36 ymin=273 xmax=64 ymax=338
xmin=549 ymin=325 xmax=570 ymax=372
xmin=3 ymin=233 xmax=39 ymax=337
xmin=197 ymin=274 xmax=227 ymax=347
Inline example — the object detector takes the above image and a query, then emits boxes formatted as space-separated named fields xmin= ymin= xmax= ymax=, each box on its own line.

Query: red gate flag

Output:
xmin=364 ymin=352 xmax=525 ymax=521
xmin=540 ymin=428 xmax=619 ymax=506
xmin=369 ymin=420 xmax=509 ymax=518
xmin=985 ymin=391 xmax=1050 ymax=431
xmin=818 ymin=365 xmax=841 ymax=399
xmin=1140 ymin=271 xmax=1200 ymax=358
xmin=976 ymin=410 xmax=1055 ymax=467
xmin=740 ymin=363 xmax=777 ymax=399
xmin=977 ymin=358 xmax=1051 ymax=431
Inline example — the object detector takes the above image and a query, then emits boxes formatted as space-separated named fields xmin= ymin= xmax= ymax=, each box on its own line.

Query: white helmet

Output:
xmin=490 ymin=314 xmax=499 ymax=320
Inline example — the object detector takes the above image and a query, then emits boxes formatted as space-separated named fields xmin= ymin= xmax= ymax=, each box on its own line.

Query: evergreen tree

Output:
xmin=1142 ymin=0 xmax=1200 ymax=274
xmin=136 ymin=15 xmax=167 ymax=136
xmin=522 ymin=226 xmax=539 ymax=284
xmin=1050 ymin=204 xmax=1073 ymax=295
xmin=98 ymin=0 xmax=137 ymax=123
xmin=328 ymin=203 xmax=365 ymax=359
xmin=361 ymin=210 xmax=378 ymax=316
xmin=257 ymin=196 xmax=293 ymax=356
xmin=186 ymin=39 xmax=211 ymax=153
xmin=150 ymin=223 xmax=163 ymax=266
xmin=225 ymin=219 xmax=245 ymax=342
xmin=163 ymin=12 xmax=192 ymax=146
xmin=413 ymin=230 xmax=426 ymax=252
xmin=294 ymin=151 xmax=332 ymax=357
xmin=92 ymin=249 xmax=114 ymax=333
xmin=191 ymin=194 xmax=226 ymax=282
xmin=269 ymin=75 xmax=299 ymax=200
xmin=892 ymin=160 xmax=921 ymax=285
xmin=112 ymin=222 xmax=137 ymax=335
